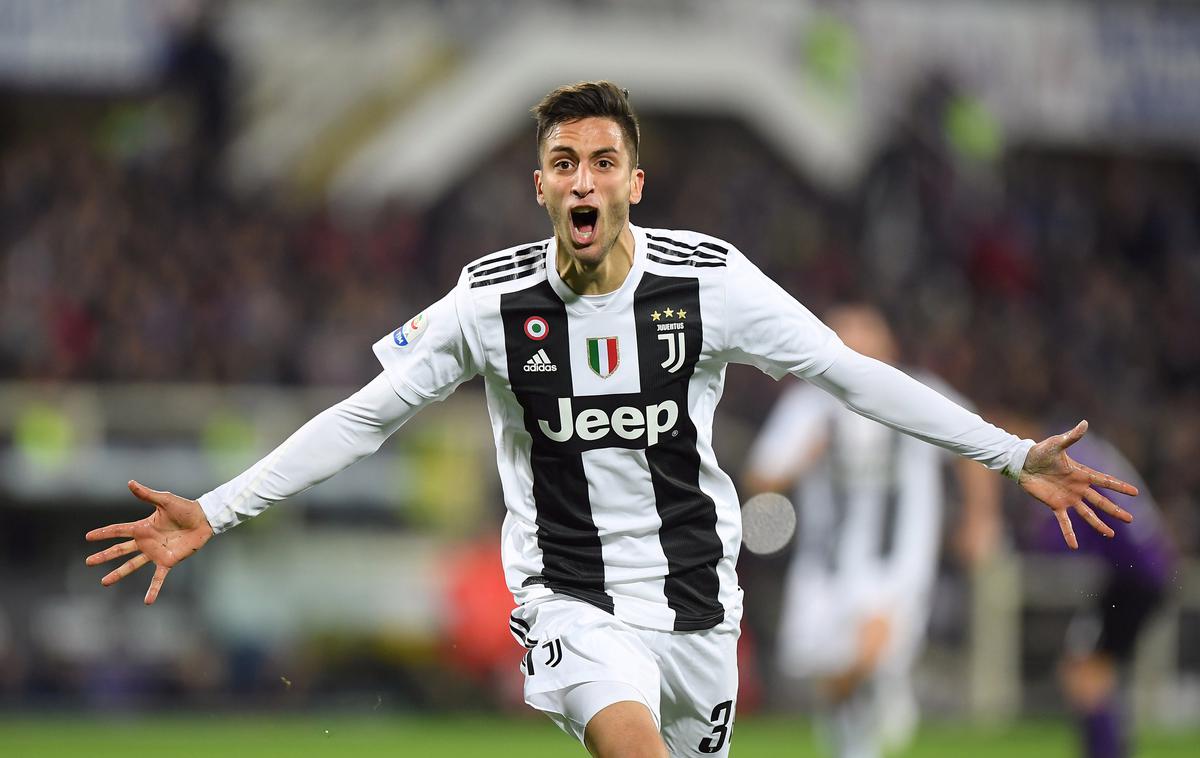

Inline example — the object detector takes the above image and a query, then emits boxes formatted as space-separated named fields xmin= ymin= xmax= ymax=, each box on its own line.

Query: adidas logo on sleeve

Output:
xmin=524 ymin=349 xmax=558 ymax=372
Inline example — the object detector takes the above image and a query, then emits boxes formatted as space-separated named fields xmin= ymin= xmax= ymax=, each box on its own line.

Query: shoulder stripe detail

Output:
xmin=466 ymin=243 xmax=545 ymax=274
xmin=647 ymin=253 xmax=726 ymax=268
xmin=471 ymin=245 xmax=544 ymax=278
xmin=647 ymin=243 xmax=726 ymax=264
xmin=644 ymin=233 xmax=729 ymax=256
xmin=469 ymin=244 xmax=548 ymax=288
xmin=647 ymin=244 xmax=727 ymax=269
xmin=470 ymin=258 xmax=546 ymax=288
xmin=652 ymin=245 xmax=724 ymax=266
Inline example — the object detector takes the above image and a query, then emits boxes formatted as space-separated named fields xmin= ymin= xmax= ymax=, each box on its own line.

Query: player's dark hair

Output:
xmin=532 ymin=81 xmax=640 ymax=165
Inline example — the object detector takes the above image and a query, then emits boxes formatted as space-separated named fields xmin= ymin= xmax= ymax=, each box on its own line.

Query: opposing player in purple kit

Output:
xmin=85 ymin=81 xmax=1138 ymax=758
xmin=983 ymin=411 xmax=1176 ymax=758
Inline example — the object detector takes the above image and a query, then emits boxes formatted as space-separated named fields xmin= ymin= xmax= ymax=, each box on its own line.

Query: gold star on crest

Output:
xmin=651 ymin=311 xmax=661 ymax=321
xmin=677 ymin=309 xmax=687 ymax=319
xmin=663 ymin=307 xmax=675 ymax=317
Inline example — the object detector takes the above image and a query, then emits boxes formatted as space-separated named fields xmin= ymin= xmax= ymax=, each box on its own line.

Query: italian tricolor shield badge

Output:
xmin=587 ymin=336 xmax=620 ymax=378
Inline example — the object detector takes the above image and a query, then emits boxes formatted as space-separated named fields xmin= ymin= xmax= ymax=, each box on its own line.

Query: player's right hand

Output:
xmin=85 ymin=480 xmax=214 ymax=605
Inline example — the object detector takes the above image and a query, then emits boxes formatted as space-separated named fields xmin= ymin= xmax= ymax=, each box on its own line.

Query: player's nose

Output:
xmin=571 ymin=166 xmax=594 ymax=197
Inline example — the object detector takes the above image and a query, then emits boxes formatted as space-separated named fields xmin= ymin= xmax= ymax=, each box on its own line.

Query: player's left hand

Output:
xmin=1018 ymin=420 xmax=1137 ymax=549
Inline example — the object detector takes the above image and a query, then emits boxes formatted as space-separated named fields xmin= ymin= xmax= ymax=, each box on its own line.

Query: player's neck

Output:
xmin=556 ymin=225 xmax=635 ymax=296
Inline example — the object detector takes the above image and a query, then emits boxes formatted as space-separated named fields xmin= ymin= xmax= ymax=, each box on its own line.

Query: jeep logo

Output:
xmin=538 ymin=397 xmax=678 ymax=446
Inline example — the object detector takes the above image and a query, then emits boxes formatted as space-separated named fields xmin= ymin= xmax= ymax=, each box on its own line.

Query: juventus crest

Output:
xmin=651 ymin=306 xmax=688 ymax=373
xmin=659 ymin=331 xmax=686 ymax=373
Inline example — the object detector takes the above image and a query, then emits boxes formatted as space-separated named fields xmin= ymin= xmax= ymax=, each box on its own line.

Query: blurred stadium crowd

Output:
xmin=4 ymin=82 xmax=1197 ymax=547
xmin=1 ymin=0 xmax=1197 ymax=724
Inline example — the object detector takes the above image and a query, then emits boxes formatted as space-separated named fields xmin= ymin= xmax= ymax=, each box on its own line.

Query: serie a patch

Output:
xmin=392 ymin=312 xmax=428 ymax=347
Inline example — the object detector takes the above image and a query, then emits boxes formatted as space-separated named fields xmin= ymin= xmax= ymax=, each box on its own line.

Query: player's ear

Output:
xmin=629 ymin=167 xmax=645 ymax=205
xmin=534 ymin=169 xmax=546 ymax=207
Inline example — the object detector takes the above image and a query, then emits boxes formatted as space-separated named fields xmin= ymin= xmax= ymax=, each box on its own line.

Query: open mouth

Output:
xmin=569 ymin=206 xmax=599 ymax=245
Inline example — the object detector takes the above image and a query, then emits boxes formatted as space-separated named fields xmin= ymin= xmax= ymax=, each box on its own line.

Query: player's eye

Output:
xmin=554 ymin=159 xmax=573 ymax=170
xmin=596 ymin=159 xmax=614 ymax=169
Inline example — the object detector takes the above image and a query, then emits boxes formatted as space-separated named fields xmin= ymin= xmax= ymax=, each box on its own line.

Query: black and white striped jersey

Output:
xmin=745 ymin=374 xmax=964 ymax=609
xmin=373 ymin=225 xmax=842 ymax=632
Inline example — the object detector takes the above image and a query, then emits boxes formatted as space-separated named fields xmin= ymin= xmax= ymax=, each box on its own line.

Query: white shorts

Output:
xmin=509 ymin=594 xmax=740 ymax=757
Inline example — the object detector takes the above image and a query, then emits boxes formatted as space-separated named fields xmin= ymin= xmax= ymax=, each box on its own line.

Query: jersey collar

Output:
xmin=547 ymin=224 xmax=646 ymax=313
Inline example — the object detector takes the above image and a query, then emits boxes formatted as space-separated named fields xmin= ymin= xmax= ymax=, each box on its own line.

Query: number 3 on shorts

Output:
xmin=698 ymin=699 xmax=734 ymax=753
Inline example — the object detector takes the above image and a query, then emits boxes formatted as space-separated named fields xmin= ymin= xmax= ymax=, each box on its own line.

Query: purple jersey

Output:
xmin=1024 ymin=435 xmax=1174 ymax=588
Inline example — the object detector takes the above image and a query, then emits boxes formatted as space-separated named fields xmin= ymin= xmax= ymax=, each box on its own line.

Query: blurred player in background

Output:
xmin=743 ymin=304 xmax=1000 ymax=758
xmin=985 ymin=411 xmax=1176 ymax=758
xmin=84 ymin=82 xmax=1138 ymax=758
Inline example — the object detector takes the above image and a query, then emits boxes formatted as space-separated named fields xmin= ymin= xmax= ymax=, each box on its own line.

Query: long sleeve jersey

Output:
xmin=200 ymin=225 xmax=1033 ymax=632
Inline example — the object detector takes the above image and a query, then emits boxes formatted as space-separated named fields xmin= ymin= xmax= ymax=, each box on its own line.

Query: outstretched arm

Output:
xmin=810 ymin=346 xmax=1136 ymax=547
xmin=85 ymin=373 xmax=424 ymax=604
xmin=714 ymin=253 xmax=1136 ymax=546
xmin=197 ymin=373 xmax=420 ymax=532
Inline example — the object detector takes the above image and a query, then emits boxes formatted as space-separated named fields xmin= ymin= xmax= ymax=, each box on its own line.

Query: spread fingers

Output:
xmin=101 ymin=553 xmax=150 ymax=586
xmin=1055 ymin=509 xmax=1078 ymax=550
xmin=1084 ymin=487 xmax=1132 ymax=523
xmin=85 ymin=522 xmax=138 ymax=542
xmin=1073 ymin=500 xmax=1115 ymax=538
xmin=86 ymin=540 xmax=138 ymax=566
xmin=144 ymin=565 xmax=170 ymax=605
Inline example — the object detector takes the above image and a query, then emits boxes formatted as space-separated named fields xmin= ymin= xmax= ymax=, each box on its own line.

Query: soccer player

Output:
xmin=743 ymin=303 xmax=1000 ymax=758
xmin=85 ymin=81 xmax=1137 ymax=758
xmin=988 ymin=412 xmax=1175 ymax=758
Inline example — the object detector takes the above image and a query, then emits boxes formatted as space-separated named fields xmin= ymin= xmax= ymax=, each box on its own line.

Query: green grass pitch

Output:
xmin=0 ymin=714 xmax=1196 ymax=757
